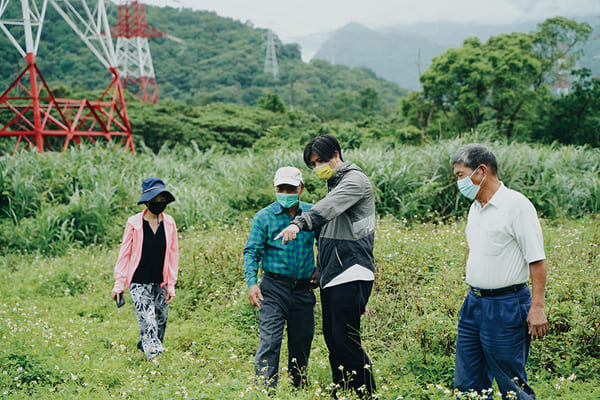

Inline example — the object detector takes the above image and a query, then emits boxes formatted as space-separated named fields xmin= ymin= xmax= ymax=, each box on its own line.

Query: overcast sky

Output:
xmin=144 ymin=0 xmax=599 ymax=40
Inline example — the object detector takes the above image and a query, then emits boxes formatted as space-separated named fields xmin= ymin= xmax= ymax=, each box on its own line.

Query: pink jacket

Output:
xmin=112 ymin=209 xmax=179 ymax=297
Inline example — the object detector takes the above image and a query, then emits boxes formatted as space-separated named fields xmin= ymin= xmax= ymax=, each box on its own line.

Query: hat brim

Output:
xmin=137 ymin=188 xmax=175 ymax=205
xmin=273 ymin=178 xmax=302 ymax=187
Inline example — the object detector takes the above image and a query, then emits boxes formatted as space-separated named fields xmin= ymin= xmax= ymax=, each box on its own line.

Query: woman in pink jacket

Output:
xmin=112 ymin=177 xmax=179 ymax=361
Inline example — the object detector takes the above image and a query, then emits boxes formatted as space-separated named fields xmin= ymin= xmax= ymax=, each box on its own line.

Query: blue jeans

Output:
xmin=454 ymin=286 xmax=535 ymax=400
xmin=255 ymin=272 xmax=316 ymax=388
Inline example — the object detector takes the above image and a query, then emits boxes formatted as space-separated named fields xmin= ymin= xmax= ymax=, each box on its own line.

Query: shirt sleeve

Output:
xmin=294 ymin=171 xmax=366 ymax=231
xmin=243 ymin=214 xmax=268 ymax=287
xmin=512 ymin=198 xmax=546 ymax=264
xmin=166 ymin=217 xmax=179 ymax=297
xmin=113 ymin=222 xmax=134 ymax=293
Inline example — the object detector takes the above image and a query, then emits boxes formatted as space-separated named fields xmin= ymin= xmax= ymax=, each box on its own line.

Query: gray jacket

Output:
xmin=292 ymin=162 xmax=375 ymax=288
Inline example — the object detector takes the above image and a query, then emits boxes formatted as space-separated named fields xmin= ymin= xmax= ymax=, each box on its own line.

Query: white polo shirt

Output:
xmin=465 ymin=183 xmax=545 ymax=289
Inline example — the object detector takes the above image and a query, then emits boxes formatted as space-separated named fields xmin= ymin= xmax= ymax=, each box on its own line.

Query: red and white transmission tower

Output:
xmin=112 ymin=0 xmax=183 ymax=103
xmin=0 ymin=0 xmax=134 ymax=153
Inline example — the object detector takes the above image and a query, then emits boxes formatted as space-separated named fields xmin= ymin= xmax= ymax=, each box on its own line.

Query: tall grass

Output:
xmin=0 ymin=140 xmax=599 ymax=254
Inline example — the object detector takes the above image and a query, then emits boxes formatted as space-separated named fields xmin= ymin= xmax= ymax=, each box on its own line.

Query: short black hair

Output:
xmin=303 ymin=134 xmax=343 ymax=168
xmin=450 ymin=144 xmax=498 ymax=175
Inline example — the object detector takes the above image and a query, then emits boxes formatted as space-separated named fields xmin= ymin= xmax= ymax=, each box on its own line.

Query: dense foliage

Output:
xmin=407 ymin=17 xmax=600 ymax=146
xmin=312 ymin=18 xmax=600 ymax=92
xmin=1 ymin=142 xmax=599 ymax=255
xmin=0 ymin=3 xmax=405 ymax=120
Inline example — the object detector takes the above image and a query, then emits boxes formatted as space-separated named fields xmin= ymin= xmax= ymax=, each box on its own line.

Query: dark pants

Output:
xmin=321 ymin=280 xmax=375 ymax=398
xmin=255 ymin=272 xmax=316 ymax=388
xmin=454 ymin=287 xmax=534 ymax=400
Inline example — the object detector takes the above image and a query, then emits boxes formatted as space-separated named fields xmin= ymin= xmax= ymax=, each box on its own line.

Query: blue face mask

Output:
xmin=457 ymin=166 xmax=485 ymax=200
xmin=276 ymin=193 xmax=299 ymax=209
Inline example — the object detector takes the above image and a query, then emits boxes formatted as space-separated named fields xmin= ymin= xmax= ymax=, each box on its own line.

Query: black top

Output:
xmin=132 ymin=220 xmax=166 ymax=284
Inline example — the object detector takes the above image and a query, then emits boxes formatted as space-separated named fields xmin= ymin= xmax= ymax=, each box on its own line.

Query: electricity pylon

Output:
xmin=112 ymin=0 xmax=184 ymax=103
xmin=0 ymin=0 xmax=133 ymax=153
xmin=555 ymin=43 xmax=571 ymax=96
xmin=264 ymin=28 xmax=279 ymax=80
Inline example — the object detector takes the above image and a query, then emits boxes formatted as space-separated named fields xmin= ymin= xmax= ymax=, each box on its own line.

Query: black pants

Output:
xmin=321 ymin=280 xmax=375 ymax=398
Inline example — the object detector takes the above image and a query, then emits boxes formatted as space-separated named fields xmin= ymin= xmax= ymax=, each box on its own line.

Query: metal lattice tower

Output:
xmin=112 ymin=1 xmax=183 ymax=103
xmin=264 ymin=29 xmax=279 ymax=80
xmin=0 ymin=0 xmax=134 ymax=153
xmin=555 ymin=43 xmax=571 ymax=96
xmin=595 ymin=28 xmax=600 ymax=78
xmin=556 ymin=58 xmax=570 ymax=95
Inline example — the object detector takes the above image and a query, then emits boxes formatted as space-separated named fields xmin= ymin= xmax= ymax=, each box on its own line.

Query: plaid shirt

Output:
xmin=244 ymin=201 xmax=316 ymax=288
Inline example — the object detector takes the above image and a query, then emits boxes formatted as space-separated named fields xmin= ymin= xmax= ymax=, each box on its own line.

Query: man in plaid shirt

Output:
xmin=244 ymin=166 xmax=317 ymax=390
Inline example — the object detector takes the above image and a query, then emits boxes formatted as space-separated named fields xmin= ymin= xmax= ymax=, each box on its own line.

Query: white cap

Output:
xmin=273 ymin=167 xmax=303 ymax=186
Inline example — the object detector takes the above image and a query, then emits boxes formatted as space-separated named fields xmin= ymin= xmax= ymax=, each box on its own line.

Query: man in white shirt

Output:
xmin=451 ymin=144 xmax=548 ymax=400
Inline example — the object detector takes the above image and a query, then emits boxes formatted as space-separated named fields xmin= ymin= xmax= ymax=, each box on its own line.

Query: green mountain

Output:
xmin=313 ymin=22 xmax=446 ymax=91
xmin=312 ymin=18 xmax=600 ymax=91
xmin=0 ymin=3 xmax=406 ymax=119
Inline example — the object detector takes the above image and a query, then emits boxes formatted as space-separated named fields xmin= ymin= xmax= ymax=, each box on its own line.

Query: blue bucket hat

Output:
xmin=137 ymin=177 xmax=175 ymax=205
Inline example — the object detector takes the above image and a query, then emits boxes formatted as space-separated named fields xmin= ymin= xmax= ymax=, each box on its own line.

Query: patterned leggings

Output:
xmin=129 ymin=283 xmax=169 ymax=361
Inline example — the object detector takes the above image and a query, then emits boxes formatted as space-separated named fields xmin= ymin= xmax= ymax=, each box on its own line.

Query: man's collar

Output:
xmin=274 ymin=201 xmax=285 ymax=215
xmin=477 ymin=182 xmax=505 ymax=209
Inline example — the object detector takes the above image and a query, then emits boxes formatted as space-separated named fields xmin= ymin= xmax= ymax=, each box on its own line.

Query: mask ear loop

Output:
xmin=474 ymin=165 xmax=486 ymax=188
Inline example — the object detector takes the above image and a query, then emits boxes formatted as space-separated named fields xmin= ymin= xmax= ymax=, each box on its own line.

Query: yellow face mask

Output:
xmin=315 ymin=163 xmax=335 ymax=180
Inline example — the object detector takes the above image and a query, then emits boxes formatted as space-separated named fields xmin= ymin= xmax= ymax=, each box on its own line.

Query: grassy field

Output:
xmin=1 ymin=215 xmax=598 ymax=399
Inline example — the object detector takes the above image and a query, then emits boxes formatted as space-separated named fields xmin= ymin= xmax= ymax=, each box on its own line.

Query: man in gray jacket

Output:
xmin=276 ymin=134 xmax=376 ymax=399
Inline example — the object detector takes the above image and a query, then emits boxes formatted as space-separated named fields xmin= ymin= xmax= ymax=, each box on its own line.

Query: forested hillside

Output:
xmin=121 ymin=16 xmax=600 ymax=153
xmin=0 ymin=3 xmax=406 ymax=119
xmin=313 ymin=17 xmax=600 ymax=90
xmin=313 ymin=22 xmax=446 ymax=91
xmin=1 ymin=8 xmax=599 ymax=152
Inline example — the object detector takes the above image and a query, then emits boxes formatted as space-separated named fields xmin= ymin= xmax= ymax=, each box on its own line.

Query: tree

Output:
xmin=484 ymin=33 xmax=542 ymax=138
xmin=419 ymin=17 xmax=593 ymax=140
xmin=257 ymin=92 xmax=286 ymax=113
xmin=359 ymin=87 xmax=379 ymax=113
xmin=532 ymin=69 xmax=600 ymax=147
xmin=331 ymin=90 xmax=358 ymax=120
xmin=400 ymin=91 xmax=437 ymax=140
xmin=420 ymin=38 xmax=491 ymax=132
xmin=534 ymin=17 xmax=593 ymax=85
